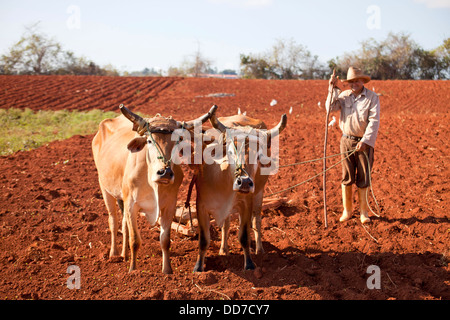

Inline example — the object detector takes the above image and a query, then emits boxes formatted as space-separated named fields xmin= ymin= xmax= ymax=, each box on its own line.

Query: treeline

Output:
xmin=329 ymin=32 xmax=450 ymax=80
xmin=0 ymin=23 xmax=119 ymax=76
xmin=1 ymin=24 xmax=448 ymax=80
xmin=240 ymin=38 xmax=328 ymax=80
xmin=240 ymin=33 xmax=449 ymax=80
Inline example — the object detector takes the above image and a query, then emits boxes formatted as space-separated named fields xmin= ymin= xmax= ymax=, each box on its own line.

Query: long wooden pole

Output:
xmin=323 ymin=69 xmax=336 ymax=228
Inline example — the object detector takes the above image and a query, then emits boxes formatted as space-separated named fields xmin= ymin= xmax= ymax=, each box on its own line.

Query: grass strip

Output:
xmin=0 ymin=108 xmax=119 ymax=156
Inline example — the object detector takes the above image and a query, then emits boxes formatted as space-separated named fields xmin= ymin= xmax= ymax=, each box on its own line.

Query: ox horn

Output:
xmin=266 ymin=114 xmax=287 ymax=145
xmin=119 ymin=104 xmax=149 ymax=135
xmin=209 ymin=109 xmax=228 ymax=133
xmin=180 ymin=104 xmax=218 ymax=130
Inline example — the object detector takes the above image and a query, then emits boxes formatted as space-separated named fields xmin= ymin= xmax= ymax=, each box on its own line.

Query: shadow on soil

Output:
xmin=203 ymin=242 xmax=449 ymax=300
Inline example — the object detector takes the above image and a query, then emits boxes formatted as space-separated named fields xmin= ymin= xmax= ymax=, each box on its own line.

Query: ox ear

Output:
xmin=127 ymin=137 xmax=147 ymax=153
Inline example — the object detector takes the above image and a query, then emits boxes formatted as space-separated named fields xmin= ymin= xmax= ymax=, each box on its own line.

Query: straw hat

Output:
xmin=342 ymin=66 xmax=371 ymax=83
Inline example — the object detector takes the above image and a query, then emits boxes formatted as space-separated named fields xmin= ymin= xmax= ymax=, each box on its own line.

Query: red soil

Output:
xmin=0 ymin=75 xmax=448 ymax=300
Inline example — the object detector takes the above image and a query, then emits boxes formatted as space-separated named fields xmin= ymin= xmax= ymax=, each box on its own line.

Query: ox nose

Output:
xmin=233 ymin=176 xmax=254 ymax=194
xmin=155 ymin=167 xmax=174 ymax=183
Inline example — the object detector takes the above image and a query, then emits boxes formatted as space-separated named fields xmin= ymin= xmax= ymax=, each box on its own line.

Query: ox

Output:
xmin=92 ymin=104 xmax=216 ymax=273
xmin=193 ymin=112 xmax=287 ymax=272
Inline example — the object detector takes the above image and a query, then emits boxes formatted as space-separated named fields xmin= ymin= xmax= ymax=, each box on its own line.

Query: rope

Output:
xmin=266 ymin=149 xmax=357 ymax=197
xmin=184 ymin=174 xmax=197 ymax=233
xmin=278 ymin=150 xmax=354 ymax=168
xmin=147 ymin=131 xmax=167 ymax=164
xmin=363 ymin=151 xmax=381 ymax=217
xmin=267 ymin=148 xmax=382 ymax=218
xmin=146 ymin=122 xmax=185 ymax=167
xmin=227 ymin=132 xmax=251 ymax=178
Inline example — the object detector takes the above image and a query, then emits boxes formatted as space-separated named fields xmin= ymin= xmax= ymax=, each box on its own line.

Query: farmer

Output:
xmin=325 ymin=67 xmax=380 ymax=224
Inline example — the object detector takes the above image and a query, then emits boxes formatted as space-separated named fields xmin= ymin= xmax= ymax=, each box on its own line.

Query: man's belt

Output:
xmin=343 ymin=133 xmax=362 ymax=142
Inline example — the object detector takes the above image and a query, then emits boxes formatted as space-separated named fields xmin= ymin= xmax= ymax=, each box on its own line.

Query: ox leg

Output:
xmin=219 ymin=217 xmax=230 ymax=256
xmin=159 ymin=209 xmax=173 ymax=274
xmin=252 ymin=211 xmax=264 ymax=255
xmin=100 ymin=188 xmax=119 ymax=258
xmin=252 ymin=192 xmax=265 ymax=254
xmin=116 ymin=199 xmax=130 ymax=260
xmin=239 ymin=215 xmax=256 ymax=270
xmin=252 ymin=213 xmax=264 ymax=255
xmin=121 ymin=210 xmax=130 ymax=261
xmin=193 ymin=207 xmax=210 ymax=272
xmin=125 ymin=201 xmax=141 ymax=272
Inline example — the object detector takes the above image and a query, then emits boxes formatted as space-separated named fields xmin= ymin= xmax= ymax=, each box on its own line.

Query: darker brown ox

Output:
xmin=193 ymin=111 xmax=287 ymax=272
xmin=92 ymin=104 xmax=216 ymax=273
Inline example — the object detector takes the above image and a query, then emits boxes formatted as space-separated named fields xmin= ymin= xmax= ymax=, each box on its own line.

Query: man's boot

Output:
xmin=340 ymin=184 xmax=353 ymax=222
xmin=358 ymin=187 xmax=371 ymax=224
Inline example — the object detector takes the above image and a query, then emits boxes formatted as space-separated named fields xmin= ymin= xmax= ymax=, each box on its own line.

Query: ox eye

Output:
xmin=147 ymin=140 xmax=152 ymax=144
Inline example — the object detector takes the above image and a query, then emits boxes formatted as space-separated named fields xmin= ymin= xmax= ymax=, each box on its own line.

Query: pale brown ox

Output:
xmin=193 ymin=112 xmax=287 ymax=271
xmin=92 ymin=105 xmax=216 ymax=273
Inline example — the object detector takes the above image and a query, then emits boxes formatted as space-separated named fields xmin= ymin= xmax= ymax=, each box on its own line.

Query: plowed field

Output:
xmin=0 ymin=75 xmax=448 ymax=300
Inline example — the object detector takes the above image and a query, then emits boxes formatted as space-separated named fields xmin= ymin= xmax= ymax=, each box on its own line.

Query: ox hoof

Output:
xmin=162 ymin=267 xmax=173 ymax=275
xmin=339 ymin=212 xmax=352 ymax=222
xmin=128 ymin=261 xmax=137 ymax=273
xmin=108 ymin=256 xmax=124 ymax=263
xmin=244 ymin=260 xmax=256 ymax=270
xmin=109 ymin=248 xmax=119 ymax=258
xmin=121 ymin=250 xmax=129 ymax=261
xmin=193 ymin=261 xmax=204 ymax=273
xmin=255 ymin=247 xmax=265 ymax=255
xmin=360 ymin=214 xmax=371 ymax=224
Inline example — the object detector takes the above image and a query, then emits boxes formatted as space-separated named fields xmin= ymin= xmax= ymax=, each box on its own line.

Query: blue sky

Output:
xmin=0 ymin=0 xmax=449 ymax=73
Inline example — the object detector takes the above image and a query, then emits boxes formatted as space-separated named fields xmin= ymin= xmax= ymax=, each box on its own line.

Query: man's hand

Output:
xmin=355 ymin=141 xmax=368 ymax=152
xmin=329 ymin=69 xmax=339 ymax=92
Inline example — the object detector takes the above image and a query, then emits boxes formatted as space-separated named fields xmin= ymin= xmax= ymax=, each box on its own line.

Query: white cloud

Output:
xmin=414 ymin=0 xmax=450 ymax=8
xmin=208 ymin=0 xmax=273 ymax=8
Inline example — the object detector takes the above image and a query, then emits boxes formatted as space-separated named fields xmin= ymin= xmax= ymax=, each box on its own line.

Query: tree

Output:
xmin=185 ymin=48 xmax=212 ymax=76
xmin=220 ymin=69 xmax=237 ymax=75
xmin=0 ymin=22 xmax=118 ymax=76
xmin=240 ymin=54 xmax=273 ymax=79
xmin=1 ymin=23 xmax=64 ymax=74
xmin=328 ymin=32 xmax=449 ymax=80
xmin=240 ymin=38 xmax=328 ymax=79
xmin=301 ymin=52 xmax=328 ymax=80
xmin=56 ymin=51 xmax=103 ymax=75
xmin=166 ymin=66 xmax=186 ymax=77
xmin=381 ymin=32 xmax=419 ymax=79
xmin=269 ymin=38 xmax=305 ymax=79
xmin=126 ymin=67 xmax=162 ymax=77
xmin=167 ymin=46 xmax=213 ymax=77
xmin=432 ymin=37 xmax=450 ymax=79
